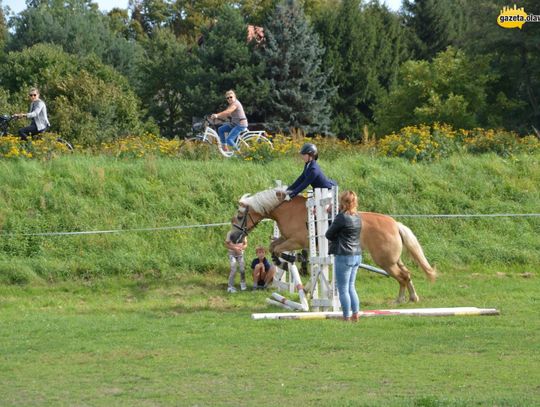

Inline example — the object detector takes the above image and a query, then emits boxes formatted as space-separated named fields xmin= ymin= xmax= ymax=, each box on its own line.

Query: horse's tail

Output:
xmin=398 ymin=222 xmax=437 ymax=282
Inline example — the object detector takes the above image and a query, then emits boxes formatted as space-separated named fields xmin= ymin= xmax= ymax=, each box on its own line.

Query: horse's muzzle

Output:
xmin=229 ymin=229 xmax=245 ymax=244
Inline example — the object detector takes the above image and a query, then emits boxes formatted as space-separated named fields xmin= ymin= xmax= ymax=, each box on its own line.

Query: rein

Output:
xmin=232 ymin=205 xmax=258 ymax=241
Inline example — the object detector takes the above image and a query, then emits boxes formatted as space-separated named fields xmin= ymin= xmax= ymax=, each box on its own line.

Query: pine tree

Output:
xmin=402 ymin=0 xmax=466 ymax=60
xmin=256 ymin=0 xmax=334 ymax=134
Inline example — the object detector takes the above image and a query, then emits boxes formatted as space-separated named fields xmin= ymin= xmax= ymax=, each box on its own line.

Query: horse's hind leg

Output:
xmin=384 ymin=263 xmax=409 ymax=304
xmin=398 ymin=260 xmax=419 ymax=302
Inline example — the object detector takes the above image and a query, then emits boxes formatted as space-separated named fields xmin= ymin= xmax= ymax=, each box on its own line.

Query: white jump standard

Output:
xmin=305 ymin=187 xmax=340 ymax=311
xmin=266 ymin=186 xmax=340 ymax=312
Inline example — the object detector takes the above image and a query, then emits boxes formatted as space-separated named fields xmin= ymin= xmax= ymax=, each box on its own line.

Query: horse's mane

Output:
xmin=239 ymin=186 xmax=287 ymax=215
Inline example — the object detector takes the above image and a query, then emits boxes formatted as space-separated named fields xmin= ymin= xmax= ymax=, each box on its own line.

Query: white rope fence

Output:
xmin=1 ymin=222 xmax=230 ymax=237
xmin=390 ymin=213 xmax=540 ymax=218
xmin=1 ymin=213 xmax=538 ymax=237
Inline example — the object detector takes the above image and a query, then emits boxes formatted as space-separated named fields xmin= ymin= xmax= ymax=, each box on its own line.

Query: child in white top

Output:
xmin=224 ymin=232 xmax=248 ymax=292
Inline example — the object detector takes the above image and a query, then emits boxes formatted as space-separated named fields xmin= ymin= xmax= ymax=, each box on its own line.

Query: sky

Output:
xmin=3 ymin=0 xmax=402 ymax=15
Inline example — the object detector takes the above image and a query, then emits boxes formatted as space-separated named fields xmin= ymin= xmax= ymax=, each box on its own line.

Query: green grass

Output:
xmin=0 ymin=271 xmax=538 ymax=406
xmin=0 ymin=151 xmax=538 ymax=405
xmin=0 ymin=152 xmax=538 ymax=281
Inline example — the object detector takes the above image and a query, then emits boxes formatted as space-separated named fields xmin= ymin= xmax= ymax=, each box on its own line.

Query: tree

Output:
xmin=136 ymin=5 xmax=265 ymax=137
xmin=0 ymin=3 xmax=7 ymax=54
xmin=128 ymin=0 xmax=173 ymax=38
xmin=460 ymin=0 xmax=539 ymax=133
xmin=402 ymin=0 xmax=467 ymax=61
xmin=190 ymin=5 xmax=266 ymax=126
xmin=0 ymin=43 xmax=152 ymax=144
xmin=374 ymin=47 xmax=494 ymax=135
xmin=256 ymin=0 xmax=334 ymax=133
xmin=8 ymin=0 xmax=144 ymax=82
xmin=238 ymin=0 xmax=279 ymax=25
xmin=129 ymin=0 xmax=235 ymax=41
xmin=136 ymin=28 xmax=197 ymax=138
xmin=314 ymin=0 xmax=411 ymax=138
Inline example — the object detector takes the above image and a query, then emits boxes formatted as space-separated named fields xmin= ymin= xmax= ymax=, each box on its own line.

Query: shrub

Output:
xmin=378 ymin=123 xmax=539 ymax=162
xmin=463 ymin=128 xmax=538 ymax=157
xmin=1 ymin=124 xmax=536 ymax=163
xmin=378 ymin=123 xmax=459 ymax=162
xmin=0 ymin=133 xmax=72 ymax=159
xmin=99 ymin=133 xmax=181 ymax=159
xmin=0 ymin=43 xmax=150 ymax=145
xmin=238 ymin=142 xmax=275 ymax=163
xmin=518 ymin=135 xmax=540 ymax=154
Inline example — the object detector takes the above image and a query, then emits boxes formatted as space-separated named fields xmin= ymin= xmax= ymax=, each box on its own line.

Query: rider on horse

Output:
xmin=278 ymin=143 xmax=336 ymax=201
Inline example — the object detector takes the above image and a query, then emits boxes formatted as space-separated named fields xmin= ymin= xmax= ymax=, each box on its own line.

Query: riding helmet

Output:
xmin=300 ymin=143 xmax=317 ymax=156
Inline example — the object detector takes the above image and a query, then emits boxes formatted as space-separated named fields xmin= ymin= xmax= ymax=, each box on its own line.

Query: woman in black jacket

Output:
xmin=325 ymin=191 xmax=362 ymax=322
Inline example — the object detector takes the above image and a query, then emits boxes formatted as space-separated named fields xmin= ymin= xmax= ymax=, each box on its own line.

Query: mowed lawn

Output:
xmin=1 ymin=268 xmax=538 ymax=407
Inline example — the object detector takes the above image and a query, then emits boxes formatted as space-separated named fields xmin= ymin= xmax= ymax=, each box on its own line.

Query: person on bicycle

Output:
xmin=278 ymin=143 xmax=336 ymax=201
xmin=211 ymin=90 xmax=248 ymax=151
xmin=13 ymin=88 xmax=50 ymax=141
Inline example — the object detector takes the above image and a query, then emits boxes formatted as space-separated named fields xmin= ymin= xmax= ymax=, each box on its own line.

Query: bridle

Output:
xmin=231 ymin=205 xmax=258 ymax=242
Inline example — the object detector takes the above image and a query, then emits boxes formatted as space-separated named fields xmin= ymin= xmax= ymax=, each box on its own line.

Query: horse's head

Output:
xmin=228 ymin=188 xmax=285 ymax=243
xmin=229 ymin=199 xmax=264 ymax=243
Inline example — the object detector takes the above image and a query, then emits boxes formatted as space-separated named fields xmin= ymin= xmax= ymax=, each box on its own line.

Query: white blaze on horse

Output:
xmin=229 ymin=186 xmax=437 ymax=303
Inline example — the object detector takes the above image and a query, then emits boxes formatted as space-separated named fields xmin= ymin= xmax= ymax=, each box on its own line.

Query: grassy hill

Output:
xmin=0 ymin=152 xmax=538 ymax=284
xmin=1 ymin=152 xmax=539 ymax=406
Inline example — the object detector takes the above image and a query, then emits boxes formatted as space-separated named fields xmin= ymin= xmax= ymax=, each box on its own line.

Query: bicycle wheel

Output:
xmin=217 ymin=143 xmax=234 ymax=158
xmin=179 ymin=135 xmax=219 ymax=158
xmin=200 ymin=127 xmax=233 ymax=158
xmin=180 ymin=135 xmax=209 ymax=150
xmin=56 ymin=137 xmax=74 ymax=152
xmin=237 ymin=133 xmax=273 ymax=153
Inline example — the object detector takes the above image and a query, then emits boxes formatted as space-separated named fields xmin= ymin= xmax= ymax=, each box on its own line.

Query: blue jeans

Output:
xmin=218 ymin=123 xmax=247 ymax=148
xmin=334 ymin=254 xmax=362 ymax=318
xmin=18 ymin=122 xmax=49 ymax=141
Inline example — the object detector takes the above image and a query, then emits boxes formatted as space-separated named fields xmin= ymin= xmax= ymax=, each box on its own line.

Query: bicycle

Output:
xmin=185 ymin=115 xmax=273 ymax=158
xmin=0 ymin=114 xmax=74 ymax=151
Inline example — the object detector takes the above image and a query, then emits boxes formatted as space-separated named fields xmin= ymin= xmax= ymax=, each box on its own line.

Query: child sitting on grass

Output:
xmin=251 ymin=246 xmax=276 ymax=290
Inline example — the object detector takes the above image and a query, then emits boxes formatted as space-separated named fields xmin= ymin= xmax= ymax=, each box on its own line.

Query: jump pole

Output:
xmin=269 ymin=253 xmax=309 ymax=311
xmin=266 ymin=298 xmax=295 ymax=311
xmin=269 ymin=292 xmax=305 ymax=311
xmin=359 ymin=263 xmax=390 ymax=277
xmin=252 ymin=307 xmax=500 ymax=320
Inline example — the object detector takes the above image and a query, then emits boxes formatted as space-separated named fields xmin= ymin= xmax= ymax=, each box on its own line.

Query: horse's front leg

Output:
xmin=271 ymin=238 xmax=305 ymax=259
xmin=269 ymin=239 xmax=307 ymax=270
xmin=269 ymin=236 xmax=286 ymax=255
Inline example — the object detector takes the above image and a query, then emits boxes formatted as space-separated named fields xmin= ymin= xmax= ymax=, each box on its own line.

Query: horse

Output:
xmin=228 ymin=186 xmax=437 ymax=303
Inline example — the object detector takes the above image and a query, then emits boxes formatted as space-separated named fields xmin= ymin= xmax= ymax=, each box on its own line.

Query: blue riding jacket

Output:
xmin=287 ymin=160 xmax=336 ymax=198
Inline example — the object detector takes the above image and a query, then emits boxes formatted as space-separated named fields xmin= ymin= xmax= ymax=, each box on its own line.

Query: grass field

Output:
xmin=0 ymin=152 xmax=538 ymax=406
xmin=1 ymin=269 xmax=538 ymax=406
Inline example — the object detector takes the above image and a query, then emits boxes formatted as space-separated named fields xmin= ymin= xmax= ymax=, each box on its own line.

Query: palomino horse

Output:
xmin=228 ymin=187 xmax=437 ymax=303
